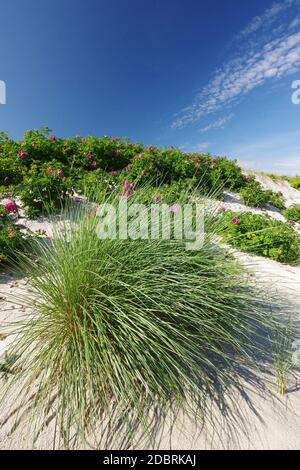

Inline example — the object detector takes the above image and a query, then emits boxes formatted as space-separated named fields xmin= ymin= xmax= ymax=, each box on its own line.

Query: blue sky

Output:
xmin=0 ymin=0 xmax=300 ymax=174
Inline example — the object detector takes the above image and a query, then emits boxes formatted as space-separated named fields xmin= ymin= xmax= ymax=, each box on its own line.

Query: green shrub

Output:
xmin=20 ymin=162 xmax=70 ymax=217
xmin=240 ymin=181 xmax=267 ymax=207
xmin=210 ymin=157 xmax=246 ymax=191
xmin=0 ymin=128 xmax=251 ymax=204
xmin=290 ymin=177 xmax=300 ymax=191
xmin=0 ymin=206 xmax=25 ymax=263
xmin=220 ymin=211 xmax=300 ymax=263
xmin=240 ymin=180 xmax=285 ymax=209
xmin=3 ymin=193 xmax=276 ymax=448
xmin=0 ymin=136 xmax=25 ymax=186
xmin=263 ymin=189 xmax=285 ymax=210
xmin=124 ymin=147 xmax=204 ymax=185
xmin=283 ymin=205 xmax=300 ymax=223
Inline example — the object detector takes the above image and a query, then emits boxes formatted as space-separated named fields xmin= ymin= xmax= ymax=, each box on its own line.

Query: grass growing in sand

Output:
xmin=0 ymin=188 xmax=281 ymax=449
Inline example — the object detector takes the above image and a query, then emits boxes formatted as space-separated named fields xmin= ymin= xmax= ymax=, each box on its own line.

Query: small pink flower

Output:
xmin=125 ymin=165 xmax=131 ymax=171
xmin=85 ymin=152 xmax=93 ymax=159
xmin=50 ymin=135 xmax=57 ymax=141
xmin=170 ymin=204 xmax=180 ymax=213
xmin=123 ymin=180 xmax=131 ymax=190
xmin=57 ymin=169 xmax=63 ymax=177
xmin=4 ymin=200 xmax=18 ymax=213
xmin=45 ymin=169 xmax=54 ymax=176
xmin=129 ymin=183 xmax=137 ymax=191
xmin=111 ymin=170 xmax=117 ymax=177
xmin=290 ymin=220 xmax=296 ymax=226
xmin=154 ymin=194 xmax=161 ymax=203
xmin=91 ymin=160 xmax=97 ymax=167
xmin=232 ymin=217 xmax=239 ymax=225
xmin=19 ymin=150 xmax=28 ymax=159
xmin=134 ymin=154 xmax=144 ymax=160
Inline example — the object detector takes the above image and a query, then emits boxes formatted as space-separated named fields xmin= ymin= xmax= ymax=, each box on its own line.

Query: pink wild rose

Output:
xmin=4 ymin=200 xmax=18 ymax=213
xmin=19 ymin=151 xmax=28 ymax=159
xmin=123 ymin=180 xmax=131 ymax=190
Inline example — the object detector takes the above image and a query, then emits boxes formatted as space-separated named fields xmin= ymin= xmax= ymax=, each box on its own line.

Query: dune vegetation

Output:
xmin=1 ymin=128 xmax=299 ymax=265
xmin=0 ymin=129 xmax=299 ymax=448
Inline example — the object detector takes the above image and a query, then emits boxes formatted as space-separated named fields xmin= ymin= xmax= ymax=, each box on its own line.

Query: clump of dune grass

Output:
xmin=1 ymin=187 xmax=279 ymax=449
xmin=270 ymin=319 xmax=300 ymax=395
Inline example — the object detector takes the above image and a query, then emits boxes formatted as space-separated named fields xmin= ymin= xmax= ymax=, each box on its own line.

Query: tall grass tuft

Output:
xmin=1 ymin=188 xmax=277 ymax=448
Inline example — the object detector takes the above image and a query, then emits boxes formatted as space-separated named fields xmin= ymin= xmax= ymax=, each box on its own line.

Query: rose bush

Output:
xmin=220 ymin=210 xmax=300 ymax=263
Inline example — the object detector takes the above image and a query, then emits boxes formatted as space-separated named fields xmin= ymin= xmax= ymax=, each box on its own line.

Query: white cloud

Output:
xmin=200 ymin=114 xmax=234 ymax=132
xmin=179 ymin=142 xmax=210 ymax=153
xmin=239 ymin=0 xmax=295 ymax=37
xmin=289 ymin=16 xmax=300 ymax=29
xmin=171 ymin=0 xmax=300 ymax=129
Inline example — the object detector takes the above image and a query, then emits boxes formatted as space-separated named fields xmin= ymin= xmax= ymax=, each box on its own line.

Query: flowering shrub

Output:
xmin=0 ymin=128 xmax=289 ymax=214
xmin=70 ymin=136 xmax=139 ymax=172
xmin=220 ymin=211 xmax=300 ymax=263
xmin=122 ymin=147 xmax=198 ymax=185
xmin=20 ymin=161 xmax=70 ymax=217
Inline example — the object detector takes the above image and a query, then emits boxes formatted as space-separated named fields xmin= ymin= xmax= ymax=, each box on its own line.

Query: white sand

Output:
xmin=0 ymin=176 xmax=300 ymax=449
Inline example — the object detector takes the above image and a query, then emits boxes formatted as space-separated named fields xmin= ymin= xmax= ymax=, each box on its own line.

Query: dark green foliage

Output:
xmin=220 ymin=211 xmax=300 ymax=263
